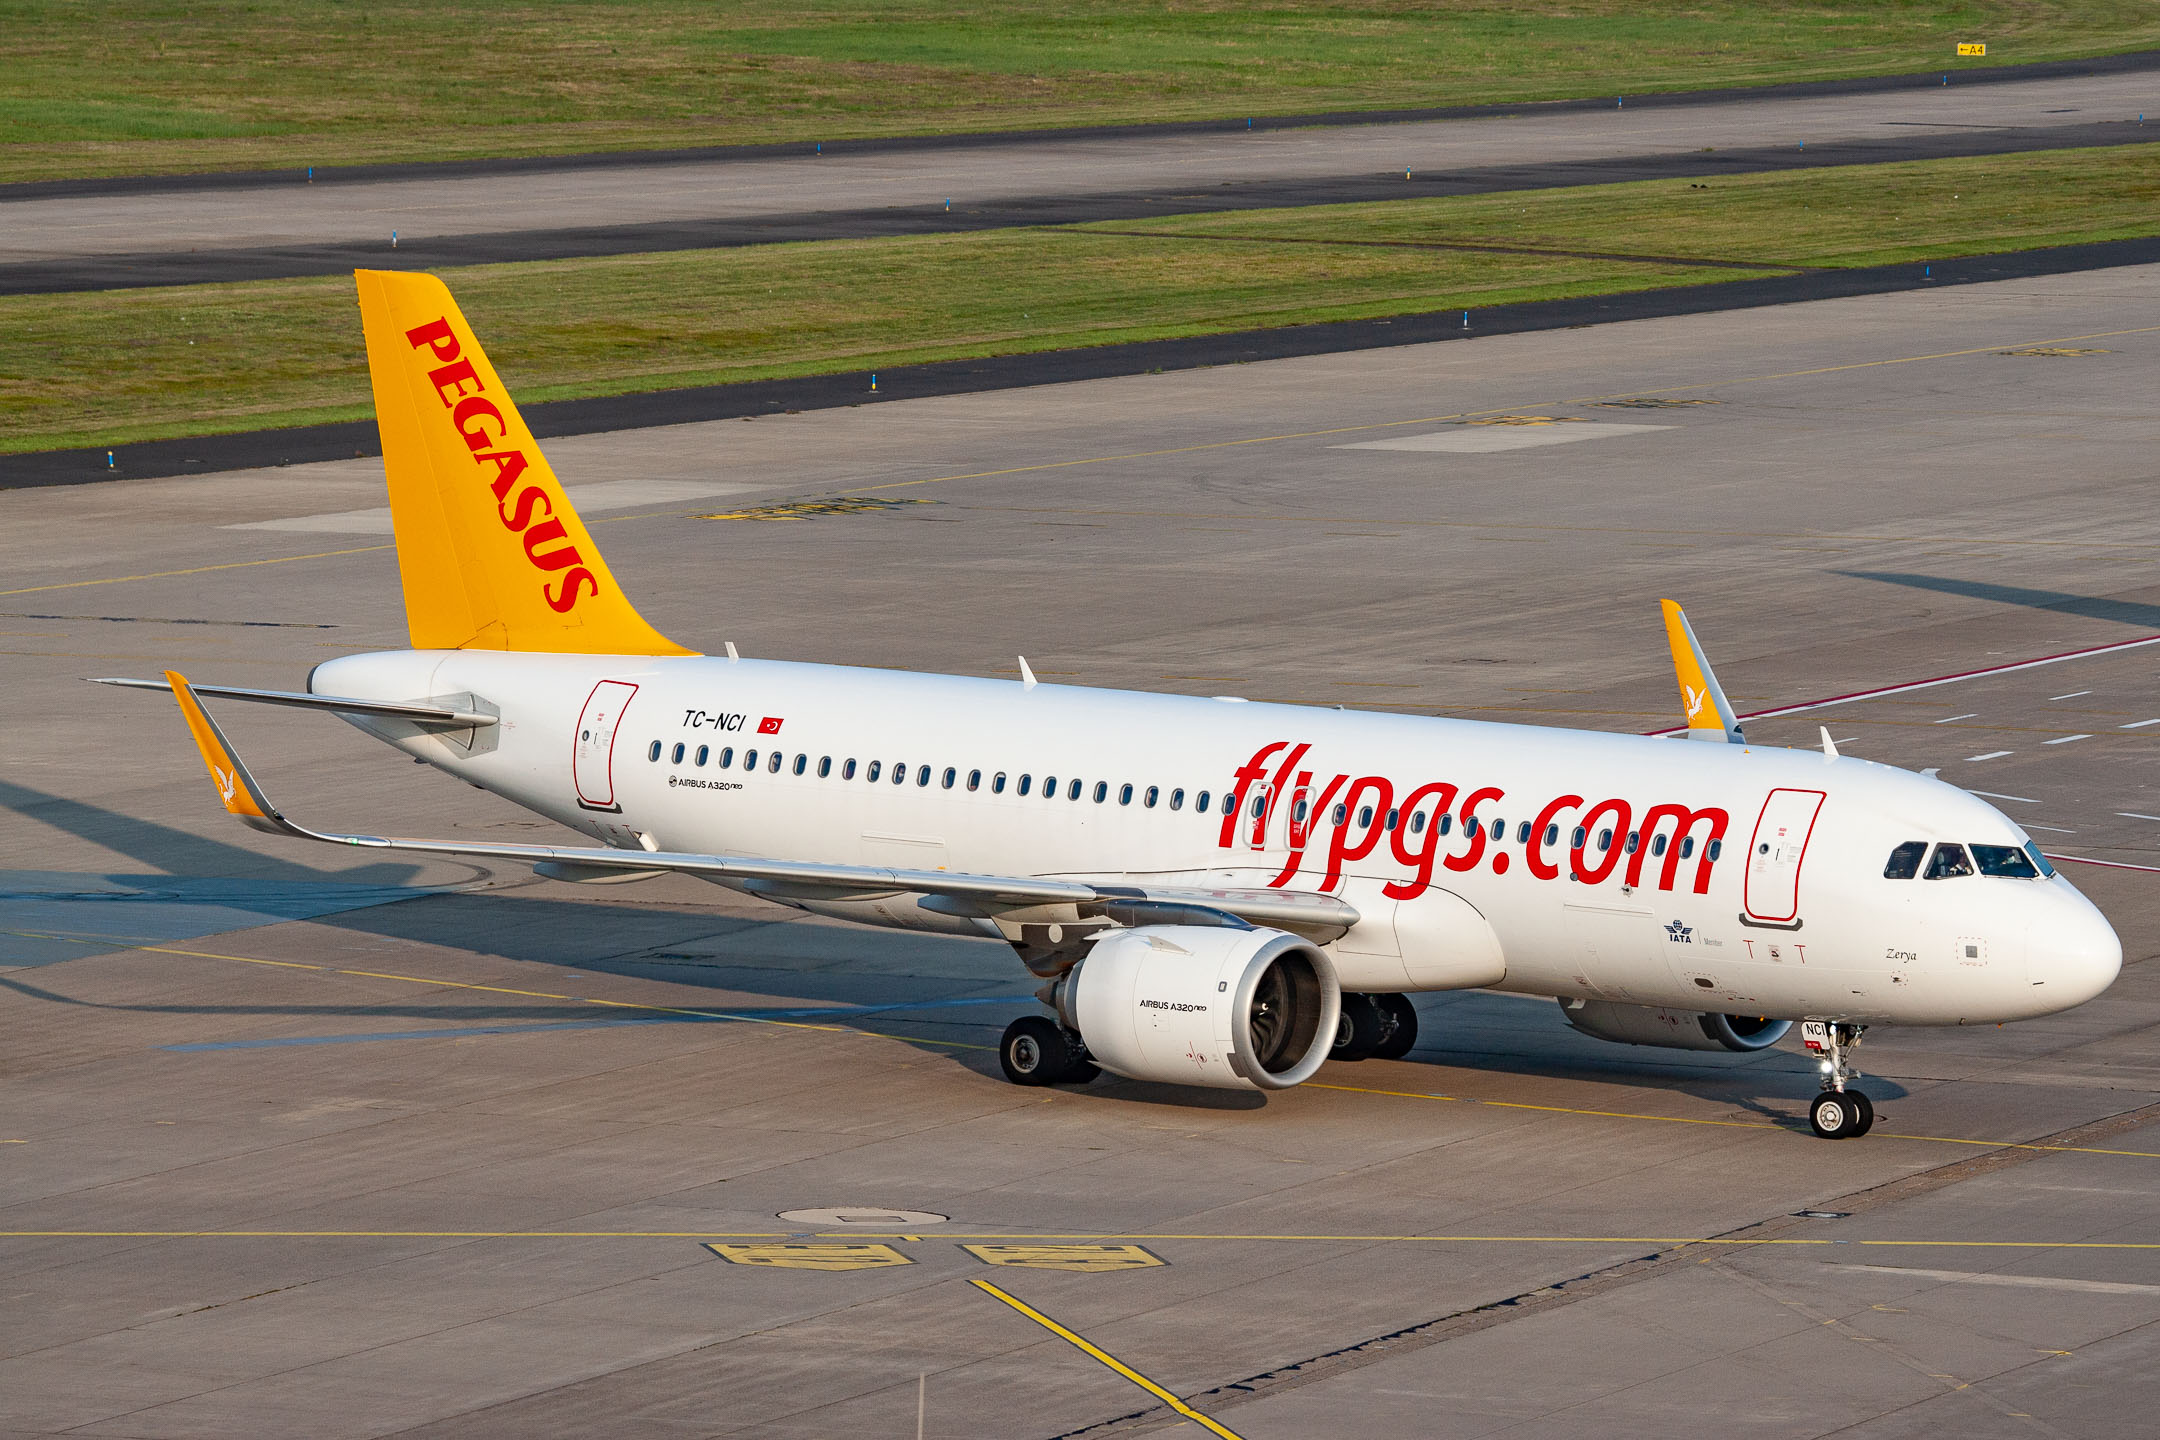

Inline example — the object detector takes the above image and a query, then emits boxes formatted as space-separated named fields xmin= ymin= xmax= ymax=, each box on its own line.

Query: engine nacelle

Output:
xmin=1054 ymin=926 xmax=1340 ymax=1091
xmin=1560 ymin=998 xmax=1792 ymax=1053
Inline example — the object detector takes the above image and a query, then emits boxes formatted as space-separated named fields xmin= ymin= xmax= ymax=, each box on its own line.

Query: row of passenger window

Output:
xmin=1883 ymin=839 xmax=2053 ymax=880
xmin=645 ymin=737 xmax=1724 ymax=859
xmin=649 ymin=739 xmax=1229 ymax=812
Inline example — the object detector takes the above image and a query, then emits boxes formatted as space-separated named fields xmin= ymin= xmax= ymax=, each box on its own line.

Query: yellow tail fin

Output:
xmin=355 ymin=269 xmax=693 ymax=656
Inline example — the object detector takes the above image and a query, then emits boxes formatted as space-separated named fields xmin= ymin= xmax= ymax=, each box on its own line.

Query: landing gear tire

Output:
xmin=1846 ymin=1088 xmax=1875 ymax=1137
xmin=1810 ymin=1088 xmax=1871 ymax=1139
xmin=1331 ymin=993 xmax=1386 ymax=1062
xmin=1370 ymin=993 xmax=1419 ymax=1061
xmin=1001 ymin=1016 xmax=1097 ymax=1086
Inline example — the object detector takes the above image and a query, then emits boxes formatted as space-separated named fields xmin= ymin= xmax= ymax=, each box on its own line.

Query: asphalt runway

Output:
xmin=3 ymin=67 xmax=2153 ymax=284
xmin=5 ymin=121 xmax=2150 ymax=297
xmin=5 ymin=264 xmax=2160 ymax=1437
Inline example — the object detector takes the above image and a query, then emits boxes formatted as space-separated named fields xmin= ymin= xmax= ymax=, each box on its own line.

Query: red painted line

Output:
xmin=1646 ymin=633 xmax=2160 ymax=736
xmin=2044 ymin=853 xmax=2160 ymax=875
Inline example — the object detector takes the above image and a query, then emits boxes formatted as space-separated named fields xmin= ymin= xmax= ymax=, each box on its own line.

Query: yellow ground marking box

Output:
xmin=704 ymin=1242 xmax=912 ymax=1271
xmin=1957 ymin=42 xmax=1986 ymax=56
xmin=963 ymin=1243 xmax=1167 ymax=1273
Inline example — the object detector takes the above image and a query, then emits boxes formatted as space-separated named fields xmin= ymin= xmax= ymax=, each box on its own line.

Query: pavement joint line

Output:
xmin=17 ymin=315 xmax=2160 ymax=597
xmin=969 ymin=1278 xmax=1248 ymax=1440
xmin=837 ymin=325 xmax=2160 ymax=504
xmin=1065 ymin=226 xmax=1800 ymax=272
xmin=0 ymin=545 xmax=393 ymax=598
xmin=9 ymin=1231 xmax=2160 ymax=1248
xmin=855 ymin=322 xmax=2160 ymax=502
xmin=1309 ymin=1081 xmax=2160 ymax=1158
xmin=948 ymin=503 xmax=2160 ymax=552
xmin=1562 ymin=321 xmax=2160 ymax=404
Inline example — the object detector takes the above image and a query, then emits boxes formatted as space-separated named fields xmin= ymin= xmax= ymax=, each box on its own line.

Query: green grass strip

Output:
xmin=3 ymin=1 xmax=2157 ymax=182
xmin=2 ymin=144 xmax=2153 ymax=455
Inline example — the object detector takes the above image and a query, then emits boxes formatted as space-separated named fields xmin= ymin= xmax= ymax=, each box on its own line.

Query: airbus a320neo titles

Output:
xmin=104 ymin=270 xmax=2122 ymax=1140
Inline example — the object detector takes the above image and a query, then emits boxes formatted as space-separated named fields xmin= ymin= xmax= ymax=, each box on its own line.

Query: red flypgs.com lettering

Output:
xmin=1221 ymin=741 xmax=1728 ymax=902
xmin=403 ymin=318 xmax=599 ymax=614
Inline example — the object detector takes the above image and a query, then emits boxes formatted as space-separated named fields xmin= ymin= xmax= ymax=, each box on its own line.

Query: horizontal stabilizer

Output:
xmin=93 ymin=677 xmax=495 ymax=728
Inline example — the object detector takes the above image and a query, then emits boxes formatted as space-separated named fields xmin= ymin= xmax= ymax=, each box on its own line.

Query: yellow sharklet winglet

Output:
xmin=354 ymin=269 xmax=695 ymax=657
xmin=165 ymin=670 xmax=298 ymax=835
xmin=1659 ymin=600 xmax=1743 ymax=743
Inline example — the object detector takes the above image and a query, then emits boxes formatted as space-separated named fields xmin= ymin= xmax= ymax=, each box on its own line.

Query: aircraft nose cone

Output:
xmin=2031 ymin=890 xmax=2121 ymax=1009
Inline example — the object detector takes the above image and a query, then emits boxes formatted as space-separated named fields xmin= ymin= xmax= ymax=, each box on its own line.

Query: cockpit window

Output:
xmin=1883 ymin=841 xmax=1927 ymax=880
xmin=2024 ymin=842 xmax=2057 ymax=879
xmin=1923 ymin=843 xmax=1974 ymax=880
xmin=1972 ymin=843 xmax=2041 ymax=878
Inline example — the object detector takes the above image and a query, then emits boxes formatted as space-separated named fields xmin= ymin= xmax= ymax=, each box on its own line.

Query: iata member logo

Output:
xmin=1665 ymin=919 xmax=1693 ymax=944
xmin=757 ymin=717 xmax=784 ymax=735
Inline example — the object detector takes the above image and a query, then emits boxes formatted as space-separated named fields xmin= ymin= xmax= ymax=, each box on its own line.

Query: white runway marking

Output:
xmin=2044 ymin=733 xmax=2093 ymax=745
xmin=1934 ymin=713 xmax=1978 ymax=723
xmin=2123 ymin=718 xmax=2160 ymax=729
xmin=2050 ymin=690 xmax=2093 ymax=700
xmin=2117 ymin=813 xmax=2160 ymax=823
xmin=1965 ymin=752 xmax=2015 ymax=763
xmin=1838 ymin=1264 xmax=2160 ymax=1296
xmin=1967 ymin=789 xmax=2035 ymax=803
xmin=225 ymin=479 xmax=756 ymax=534
xmin=1336 ymin=422 xmax=1669 ymax=454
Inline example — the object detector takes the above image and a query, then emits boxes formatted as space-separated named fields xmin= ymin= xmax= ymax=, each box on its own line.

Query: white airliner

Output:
xmin=107 ymin=270 xmax=2121 ymax=1140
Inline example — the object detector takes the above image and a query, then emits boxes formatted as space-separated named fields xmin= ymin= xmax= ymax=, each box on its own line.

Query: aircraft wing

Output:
xmin=158 ymin=670 xmax=1357 ymax=943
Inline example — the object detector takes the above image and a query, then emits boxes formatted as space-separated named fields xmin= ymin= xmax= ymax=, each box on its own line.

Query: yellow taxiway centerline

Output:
xmin=7 ymin=1229 xmax=2160 ymax=1250
xmin=970 ymin=1278 xmax=1248 ymax=1440
xmin=1309 ymin=1081 xmax=2160 ymax=1159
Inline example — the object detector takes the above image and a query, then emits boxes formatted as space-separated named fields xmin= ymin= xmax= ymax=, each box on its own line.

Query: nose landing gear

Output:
xmin=1803 ymin=1021 xmax=1873 ymax=1138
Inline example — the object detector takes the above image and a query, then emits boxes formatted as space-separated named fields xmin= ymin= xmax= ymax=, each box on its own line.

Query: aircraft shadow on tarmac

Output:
xmin=1839 ymin=571 xmax=2160 ymax=630
xmin=0 ymin=777 xmax=425 ymax=890
xmin=3 ymin=780 xmax=1893 ymax=1119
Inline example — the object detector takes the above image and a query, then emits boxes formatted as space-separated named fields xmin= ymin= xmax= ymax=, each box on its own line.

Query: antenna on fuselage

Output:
xmin=1018 ymin=655 xmax=1037 ymax=690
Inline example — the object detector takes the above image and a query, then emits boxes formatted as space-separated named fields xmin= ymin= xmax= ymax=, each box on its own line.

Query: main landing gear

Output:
xmin=1331 ymin=992 xmax=1419 ymax=1063
xmin=1000 ymin=1015 xmax=1099 ymax=1087
xmin=1804 ymin=1021 xmax=1874 ymax=1139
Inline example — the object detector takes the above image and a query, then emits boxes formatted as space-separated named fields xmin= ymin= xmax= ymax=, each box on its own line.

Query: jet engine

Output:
xmin=1560 ymin=998 xmax=1792 ymax=1053
xmin=1049 ymin=925 xmax=1340 ymax=1091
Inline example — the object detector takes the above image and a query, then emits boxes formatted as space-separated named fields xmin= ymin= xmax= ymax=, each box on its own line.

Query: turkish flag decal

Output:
xmin=757 ymin=716 xmax=784 ymax=735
